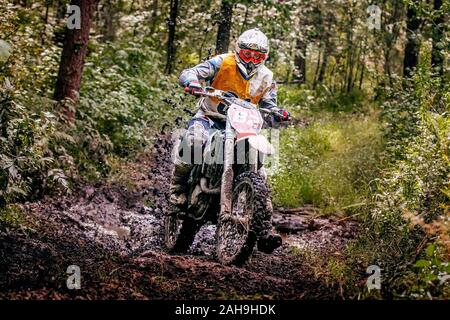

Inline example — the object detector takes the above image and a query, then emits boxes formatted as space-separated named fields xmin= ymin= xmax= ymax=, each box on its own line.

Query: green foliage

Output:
xmin=78 ymin=39 xmax=189 ymax=159
xmin=271 ymin=86 xmax=383 ymax=214
xmin=0 ymin=204 xmax=25 ymax=227
xmin=271 ymin=112 xmax=382 ymax=213
xmin=344 ymin=53 xmax=449 ymax=299
xmin=274 ymin=56 xmax=449 ymax=298
xmin=1 ymin=1 xmax=192 ymax=189
xmin=0 ymin=1 xmax=60 ymax=94
xmin=318 ymin=89 xmax=366 ymax=113
xmin=0 ymin=82 xmax=70 ymax=205
xmin=408 ymin=244 xmax=450 ymax=299
xmin=278 ymin=85 xmax=367 ymax=113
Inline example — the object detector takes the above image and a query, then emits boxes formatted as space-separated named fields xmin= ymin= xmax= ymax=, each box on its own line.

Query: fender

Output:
xmin=247 ymin=135 xmax=275 ymax=155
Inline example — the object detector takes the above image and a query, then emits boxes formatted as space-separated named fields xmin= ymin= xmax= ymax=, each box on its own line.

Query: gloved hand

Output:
xmin=184 ymin=80 xmax=203 ymax=96
xmin=273 ymin=108 xmax=291 ymax=122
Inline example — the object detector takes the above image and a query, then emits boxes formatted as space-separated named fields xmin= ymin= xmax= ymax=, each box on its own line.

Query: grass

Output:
xmin=270 ymin=86 xmax=383 ymax=215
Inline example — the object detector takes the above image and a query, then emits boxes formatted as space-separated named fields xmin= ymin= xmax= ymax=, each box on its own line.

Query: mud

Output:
xmin=0 ymin=134 xmax=358 ymax=300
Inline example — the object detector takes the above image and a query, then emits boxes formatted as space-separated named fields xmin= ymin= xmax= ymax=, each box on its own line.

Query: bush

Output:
xmin=78 ymin=39 xmax=191 ymax=159
xmin=345 ymin=54 xmax=449 ymax=299
xmin=0 ymin=82 xmax=69 ymax=206
xmin=270 ymin=109 xmax=382 ymax=214
xmin=277 ymin=85 xmax=366 ymax=113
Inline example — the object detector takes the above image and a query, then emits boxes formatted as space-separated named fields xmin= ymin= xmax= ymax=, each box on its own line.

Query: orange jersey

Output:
xmin=179 ymin=53 xmax=277 ymax=119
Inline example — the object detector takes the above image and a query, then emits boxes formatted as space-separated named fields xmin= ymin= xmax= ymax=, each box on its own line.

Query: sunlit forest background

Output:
xmin=0 ymin=0 xmax=449 ymax=299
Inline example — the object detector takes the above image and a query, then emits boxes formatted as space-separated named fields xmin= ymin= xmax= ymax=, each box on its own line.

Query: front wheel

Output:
xmin=216 ymin=172 xmax=271 ymax=266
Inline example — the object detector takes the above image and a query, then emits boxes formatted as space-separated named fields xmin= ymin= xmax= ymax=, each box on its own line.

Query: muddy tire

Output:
xmin=164 ymin=214 xmax=198 ymax=253
xmin=216 ymin=172 xmax=270 ymax=266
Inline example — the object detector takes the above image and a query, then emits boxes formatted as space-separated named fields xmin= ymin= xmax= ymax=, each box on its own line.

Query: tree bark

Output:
xmin=403 ymin=2 xmax=421 ymax=77
xmin=54 ymin=0 xmax=99 ymax=122
xmin=431 ymin=0 xmax=444 ymax=77
xmin=165 ymin=0 xmax=178 ymax=75
xmin=215 ymin=0 xmax=233 ymax=54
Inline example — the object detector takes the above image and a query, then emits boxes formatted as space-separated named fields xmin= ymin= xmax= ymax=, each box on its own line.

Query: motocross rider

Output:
xmin=170 ymin=28 xmax=290 ymax=253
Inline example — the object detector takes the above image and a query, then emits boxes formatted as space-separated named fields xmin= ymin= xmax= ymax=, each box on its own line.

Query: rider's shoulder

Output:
xmin=256 ymin=65 xmax=273 ymax=81
xmin=207 ymin=54 xmax=228 ymax=69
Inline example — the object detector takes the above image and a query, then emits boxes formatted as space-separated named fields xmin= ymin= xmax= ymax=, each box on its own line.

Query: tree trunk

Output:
xmin=329 ymin=61 xmax=337 ymax=92
xmin=102 ymin=0 xmax=117 ymax=42
xmin=359 ymin=62 xmax=365 ymax=90
xmin=403 ymin=2 xmax=421 ymax=77
xmin=239 ymin=4 xmax=249 ymax=35
xmin=41 ymin=1 xmax=50 ymax=45
xmin=431 ymin=0 xmax=444 ymax=77
xmin=44 ymin=1 xmax=50 ymax=24
xmin=150 ymin=0 xmax=158 ymax=34
xmin=54 ymin=0 xmax=99 ymax=122
xmin=165 ymin=0 xmax=178 ymax=75
xmin=317 ymin=38 xmax=331 ymax=85
xmin=294 ymin=38 xmax=307 ymax=84
xmin=358 ymin=42 xmax=367 ymax=90
xmin=313 ymin=43 xmax=322 ymax=89
xmin=215 ymin=0 xmax=233 ymax=54
xmin=381 ymin=0 xmax=403 ymax=84
xmin=346 ymin=33 xmax=355 ymax=92
xmin=384 ymin=47 xmax=393 ymax=85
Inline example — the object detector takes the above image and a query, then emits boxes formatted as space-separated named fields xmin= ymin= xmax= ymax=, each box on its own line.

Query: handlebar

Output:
xmin=185 ymin=86 xmax=290 ymax=121
xmin=193 ymin=86 xmax=226 ymax=99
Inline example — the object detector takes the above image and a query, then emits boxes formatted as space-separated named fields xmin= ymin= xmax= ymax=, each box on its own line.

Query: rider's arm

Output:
xmin=259 ymin=80 xmax=278 ymax=110
xmin=260 ymin=80 xmax=291 ymax=122
xmin=179 ymin=55 xmax=225 ymax=87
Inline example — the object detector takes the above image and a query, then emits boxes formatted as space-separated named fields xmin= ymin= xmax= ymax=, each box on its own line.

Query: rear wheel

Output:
xmin=216 ymin=172 xmax=270 ymax=266
xmin=164 ymin=213 xmax=198 ymax=253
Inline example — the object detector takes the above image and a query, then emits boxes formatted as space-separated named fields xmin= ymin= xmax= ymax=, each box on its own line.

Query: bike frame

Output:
xmin=193 ymin=87 xmax=277 ymax=218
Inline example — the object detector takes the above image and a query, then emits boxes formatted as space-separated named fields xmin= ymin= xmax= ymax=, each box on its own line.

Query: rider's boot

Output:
xmin=169 ymin=154 xmax=193 ymax=212
xmin=256 ymin=170 xmax=283 ymax=254
xmin=257 ymin=232 xmax=283 ymax=254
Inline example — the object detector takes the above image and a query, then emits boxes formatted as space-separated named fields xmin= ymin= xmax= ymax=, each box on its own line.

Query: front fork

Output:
xmin=220 ymin=121 xmax=259 ymax=217
xmin=220 ymin=121 xmax=234 ymax=217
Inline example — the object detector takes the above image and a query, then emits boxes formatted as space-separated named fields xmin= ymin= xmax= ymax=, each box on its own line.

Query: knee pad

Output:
xmin=178 ymin=123 xmax=209 ymax=165
xmin=186 ymin=122 xmax=209 ymax=148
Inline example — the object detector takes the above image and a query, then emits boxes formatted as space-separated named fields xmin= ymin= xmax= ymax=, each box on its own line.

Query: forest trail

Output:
xmin=0 ymin=134 xmax=358 ymax=300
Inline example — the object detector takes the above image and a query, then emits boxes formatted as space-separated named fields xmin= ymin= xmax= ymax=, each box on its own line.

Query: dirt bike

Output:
xmin=165 ymin=87 xmax=286 ymax=266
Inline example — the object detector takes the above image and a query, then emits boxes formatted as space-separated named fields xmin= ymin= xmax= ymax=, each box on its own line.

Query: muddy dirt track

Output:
xmin=0 ymin=135 xmax=358 ymax=300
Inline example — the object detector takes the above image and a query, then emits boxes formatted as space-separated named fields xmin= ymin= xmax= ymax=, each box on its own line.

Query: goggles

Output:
xmin=238 ymin=49 xmax=267 ymax=64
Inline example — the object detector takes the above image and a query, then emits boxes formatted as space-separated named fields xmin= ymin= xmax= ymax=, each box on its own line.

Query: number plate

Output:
xmin=227 ymin=104 xmax=263 ymax=135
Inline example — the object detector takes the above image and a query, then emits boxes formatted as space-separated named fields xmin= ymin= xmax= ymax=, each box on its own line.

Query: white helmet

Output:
xmin=235 ymin=28 xmax=269 ymax=79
